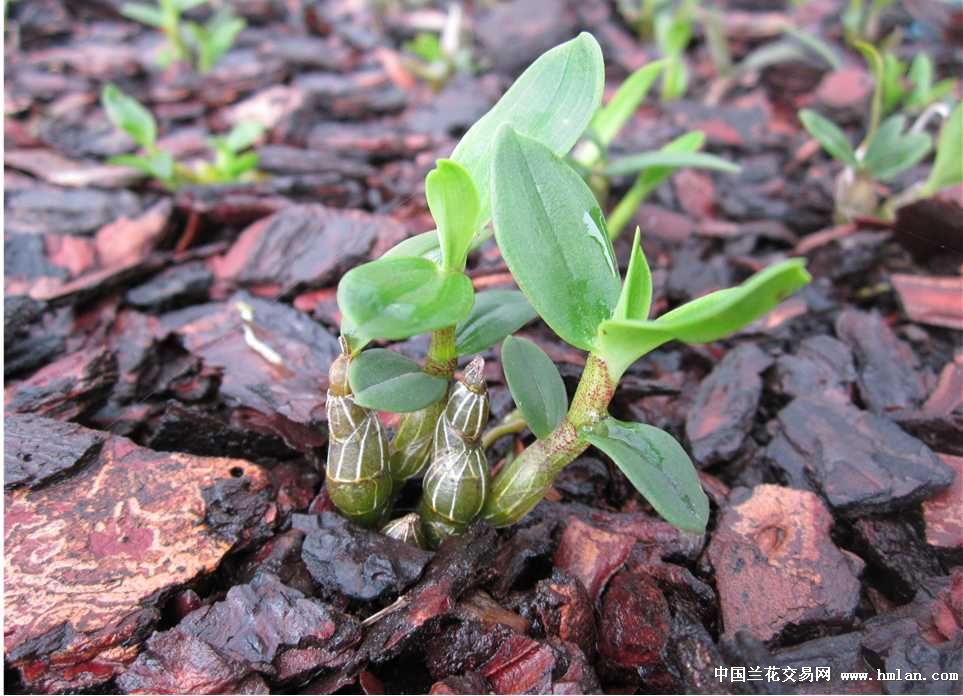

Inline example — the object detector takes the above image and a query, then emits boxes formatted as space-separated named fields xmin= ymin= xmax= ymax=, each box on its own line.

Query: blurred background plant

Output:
xmin=121 ymin=0 xmax=244 ymax=73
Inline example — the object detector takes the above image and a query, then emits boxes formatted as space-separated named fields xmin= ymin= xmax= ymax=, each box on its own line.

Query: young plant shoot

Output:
xmin=102 ymin=84 xmax=262 ymax=189
xmin=121 ymin=0 xmax=244 ymax=73
xmin=799 ymin=40 xmax=961 ymax=221
xmin=330 ymin=33 xmax=811 ymax=547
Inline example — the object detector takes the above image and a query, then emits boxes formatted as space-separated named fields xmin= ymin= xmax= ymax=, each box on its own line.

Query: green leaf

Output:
xmin=881 ymin=52 xmax=906 ymax=115
xmin=862 ymin=115 xmax=931 ymax=181
xmin=581 ymin=418 xmax=708 ymax=533
xmin=455 ymin=289 xmax=537 ymax=356
xmin=922 ymin=101 xmax=963 ymax=196
xmin=337 ymin=256 xmax=475 ymax=341
xmin=590 ymin=61 xmax=665 ymax=149
xmin=382 ymin=230 xmax=444 ymax=265
xmin=426 ymin=159 xmax=480 ymax=272
xmin=853 ymin=40 xmax=884 ymax=137
xmin=606 ymin=131 xmax=706 ymax=240
xmin=120 ymin=2 xmax=165 ymax=27
xmin=782 ymin=25 xmax=842 ymax=70
xmin=492 ymin=126 xmax=621 ymax=351
xmin=597 ymin=259 xmax=811 ymax=379
xmin=348 ymin=348 xmax=448 ymax=413
xmin=223 ymin=150 xmax=259 ymax=179
xmin=905 ymin=53 xmax=933 ymax=109
xmin=660 ymin=56 xmax=688 ymax=101
xmin=101 ymin=83 xmax=157 ymax=150
xmin=604 ymin=150 xmax=740 ymax=177
xmin=451 ymin=32 xmax=605 ymax=234
xmin=223 ymin=120 xmax=263 ymax=153
xmin=613 ymin=228 xmax=652 ymax=321
xmin=107 ymin=153 xmax=154 ymax=174
xmin=798 ymin=109 xmax=857 ymax=167
xmin=500 ymin=336 xmax=567 ymax=439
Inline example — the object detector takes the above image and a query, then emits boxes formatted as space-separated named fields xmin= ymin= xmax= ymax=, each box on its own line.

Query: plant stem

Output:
xmin=424 ymin=326 xmax=457 ymax=377
xmin=481 ymin=353 xmax=616 ymax=526
xmin=388 ymin=326 xmax=458 ymax=483
xmin=480 ymin=408 xmax=528 ymax=450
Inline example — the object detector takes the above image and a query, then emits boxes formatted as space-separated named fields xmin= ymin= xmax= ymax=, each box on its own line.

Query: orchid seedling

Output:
xmin=121 ymin=0 xmax=244 ymax=73
xmin=102 ymin=84 xmax=263 ymax=189
xmin=402 ymin=4 xmax=474 ymax=90
xmin=326 ymin=33 xmax=811 ymax=548
xmin=799 ymin=40 xmax=961 ymax=222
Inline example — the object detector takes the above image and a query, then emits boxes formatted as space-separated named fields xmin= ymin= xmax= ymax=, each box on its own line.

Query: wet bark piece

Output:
xmin=707 ymin=484 xmax=864 ymax=644
xmin=213 ymin=204 xmax=388 ymax=298
xmin=767 ymin=397 xmax=953 ymax=516
xmin=294 ymin=69 xmax=406 ymax=119
xmin=479 ymin=633 xmax=559 ymax=694
xmin=475 ymin=0 xmax=576 ymax=74
xmin=117 ymin=573 xmax=361 ymax=694
xmin=891 ymin=273 xmax=963 ymax=331
xmin=4 ymin=347 xmax=118 ymax=421
xmin=553 ymin=516 xmax=635 ymax=602
xmin=297 ymin=512 xmax=432 ymax=602
xmin=685 ymin=343 xmax=773 ymax=467
xmin=835 ymin=309 xmax=926 ymax=415
xmin=3 ymin=295 xmax=70 ymax=378
xmin=4 ymin=434 xmax=271 ymax=693
xmin=4 ymin=148 xmax=142 ymax=189
xmin=5 ymin=185 xmax=143 ymax=236
xmin=852 ymin=513 xmax=943 ymax=602
xmin=4 ymin=413 xmax=106 ymax=490
xmin=597 ymin=568 xmax=675 ymax=689
xmin=425 ymin=619 xmax=516 ymax=683
xmin=923 ymin=454 xmax=963 ymax=550
xmin=163 ymin=291 xmax=338 ymax=451
xmin=256 ymin=145 xmax=373 ymax=179
xmin=347 ymin=523 xmax=498 ymax=666
xmin=518 ymin=569 xmax=596 ymax=658
xmin=893 ymin=194 xmax=963 ymax=264
xmin=125 ymin=261 xmax=213 ymax=311
xmin=773 ymin=334 xmax=856 ymax=404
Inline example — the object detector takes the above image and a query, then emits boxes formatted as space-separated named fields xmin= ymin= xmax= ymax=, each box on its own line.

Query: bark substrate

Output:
xmin=4 ymin=0 xmax=963 ymax=693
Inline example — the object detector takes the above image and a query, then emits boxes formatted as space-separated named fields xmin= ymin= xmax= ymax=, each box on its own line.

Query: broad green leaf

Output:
xmin=581 ymin=418 xmax=708 ymax=533
xmin=492 ymin=127 xmax=621 ymax=350
xmin=590 ymin=61 xmax=665 ymax=149
xmin=607 ymin=131 xmax=706 ymax=239
xmin=425 ymin=159 xmax=480 ymax=272
xmin=605 ymin=150 xmax=740 ymax=177
xmin=613 ymin=228 xmax=652 ymax=321
xmin=348 ymin=348 xmax=448 ymax=413
xmin=223 ymin=121 xmax=263 ymax=153
xmin=501 ymin=336 xmax=567 ymax=439
xmin=337 ymin=256 xmax=474 ymax=341
xmin=120 ymin=2 xmax=165 ymax=27
xmin=798 ymin=109 xmax=857 ymax=167
xmin=922 ymin=101 xmax=963 ymax=196
xmin=455 ymin=289 xmax=537 ymax=356
xmin=452 ymin=32 xmax=605 ymax=233
xmin=597 ymin=259 xmax=811 ymax=378
xmin=862 ymin=125 xmax=931 ymax=181
xmin=382 ymin=230 xmax=444 ymax=264
xmin=101 ymin=84 xmax=157 ymax=150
